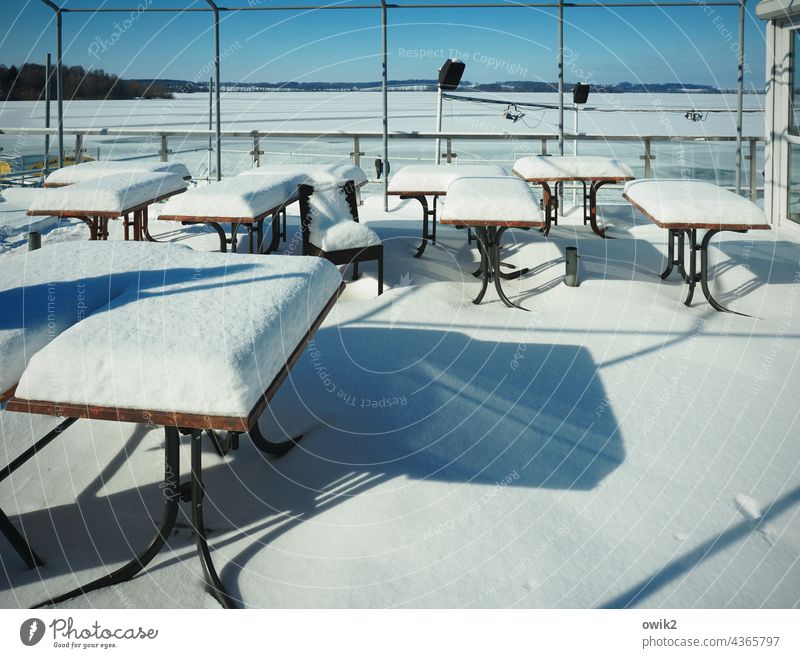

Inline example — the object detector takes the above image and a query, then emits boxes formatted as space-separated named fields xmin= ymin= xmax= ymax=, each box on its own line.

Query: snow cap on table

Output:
xmin=387 ymin=163 xmax=508 ymax=193
xmin=28 ymin=171 xmax=187 ymax=215
xmin=239 ymin=163 xmax=368 ymax=187
xmin=623 ymin=179 xmax=768 ymax=227
xmin=44 ymin=160 xmax=191 ymax=186
xmin=307 ymin=184 xmax=381 ymax=251
xmin=160 ymin=174 xmax=297 ymax=219
xmin=513 ymin=155 xmax=634 ymax=181
xmin=440 ymin=177 xmax=543 ymax=224
xmin=13 ymin=241 xmax=342 ymax=419
xmin=0 ymin=241 xmax=182 ymax=397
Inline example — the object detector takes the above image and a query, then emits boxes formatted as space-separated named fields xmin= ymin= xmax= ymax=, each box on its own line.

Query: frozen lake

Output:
xmin=0 ymin=91 xmax=765 ymax=190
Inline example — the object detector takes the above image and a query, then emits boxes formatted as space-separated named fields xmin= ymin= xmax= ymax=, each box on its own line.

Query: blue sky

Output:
xmin=0 ymin=0 xmax=767 ymax=89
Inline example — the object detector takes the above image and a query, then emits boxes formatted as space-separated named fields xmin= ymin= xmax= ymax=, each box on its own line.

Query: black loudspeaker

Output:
xmin=572 ymin=83 xmax=590 ymax=104
xmin=438 ymin=59 xmax=466 ymax=91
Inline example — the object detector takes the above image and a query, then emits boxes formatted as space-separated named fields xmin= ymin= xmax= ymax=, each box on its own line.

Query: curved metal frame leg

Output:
xmin=684 ymin=229 xmax=698 ymax=307
xmin=539 ymin=183 xmax=553 ymax=236
xmin=473 ymin=228 xmax=491 ymax=305
xmin=248 ymin=420 xmax=302 ymax=458
xmin=698 ymin=229 xmax=751 ymax=316
xmin=141 ymin=207 xmax=161 ymax=243
xmin=588 ymin=181 xmax=613 ymax=239
xmin=35 ymin=427 xmax=181 ymax=608
xmin=401 ymin=195 xmax=432 ymax=258
xmin=190 ymin=430 xmax=235 ymax=609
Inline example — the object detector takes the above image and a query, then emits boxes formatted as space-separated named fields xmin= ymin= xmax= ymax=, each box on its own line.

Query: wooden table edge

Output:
xmin=26 ymin=188 xmax=187 ymax=219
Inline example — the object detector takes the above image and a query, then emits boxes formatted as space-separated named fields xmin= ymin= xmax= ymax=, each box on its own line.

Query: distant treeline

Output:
xmin=135 ymin=78 xmax=735 ymax=94
xmin=0 ymin=64 xmax=174 ymax=101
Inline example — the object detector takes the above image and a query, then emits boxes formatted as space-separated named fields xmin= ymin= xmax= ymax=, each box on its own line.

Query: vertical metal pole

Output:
xmin=74 ymin=133 xmax=83 ymax=164
xmin=557 ymin=0 xmax=564 ymax=156
xmin=735 ymin=0 xmax=745 ymax=194
xmin=381 ymin=1 xmax=389 ymax=211
xmin=208 ymin=77 xmax=213 ymax=180
xmin=44 ymin=53 xmax=51 ymax=178
xmin=435 ymin=86 xmax=443 ymax=164
xmin=56 ymin=9 xmax=64 ymax=169
xmin=206 ymin=1 xmax=222 ymax=181
xmin=749 ymin=137 xmax=757 ymax=201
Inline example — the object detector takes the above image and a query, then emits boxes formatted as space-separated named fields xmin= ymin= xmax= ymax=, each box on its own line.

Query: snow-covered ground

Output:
xmin=1 ymin=193 xmax=799 ymax=608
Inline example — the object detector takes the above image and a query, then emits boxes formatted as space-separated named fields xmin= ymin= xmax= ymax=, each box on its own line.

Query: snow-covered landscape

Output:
xmin=1 ymin=91 xmax=799 ymax=610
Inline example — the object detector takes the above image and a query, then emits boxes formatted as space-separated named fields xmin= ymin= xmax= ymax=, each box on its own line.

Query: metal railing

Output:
xmin=0 ymin=127 xmax=764 ymax=202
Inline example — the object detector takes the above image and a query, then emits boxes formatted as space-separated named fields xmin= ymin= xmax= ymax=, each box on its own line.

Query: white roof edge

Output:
xmin=757 ymin=0 xmax=800 ymax=21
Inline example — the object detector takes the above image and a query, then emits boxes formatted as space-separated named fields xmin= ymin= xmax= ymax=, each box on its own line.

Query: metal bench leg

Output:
xmin=190 ymin=430 xmax=235 ymax=609
xmin=35 ymin=426 xmax=181 ymax=608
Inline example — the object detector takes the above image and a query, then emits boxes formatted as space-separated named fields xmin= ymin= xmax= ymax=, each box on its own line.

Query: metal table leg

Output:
xmin=247 ymin=422 xmax=302 ymax=458
xmin=0 ymin=418 xmax=78 ymax=568
xmin=587 ymin=181 xmax=613 ymax=239
xmin=400 ymin=194 xmax=435 ymax=258
xmin=190 ymin=430 xmax=235 ymax=609
xmin=36 ymin=426 xmax=181 ymax=608
xmin=472 ymin=227 xmax=528 ymax=310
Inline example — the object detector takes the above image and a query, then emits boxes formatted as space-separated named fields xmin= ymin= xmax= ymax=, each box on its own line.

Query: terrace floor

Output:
xmin=1 ymin=195 xmax=799 ymax=608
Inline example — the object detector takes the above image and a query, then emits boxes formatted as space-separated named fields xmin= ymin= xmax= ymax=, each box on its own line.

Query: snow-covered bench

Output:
xmin=440 ymin=177 xmax=545 ymax=309
xmin=513 ymin=155 xmax=635 ymax=238
xmin=2 ymin=241 xmax=343 ymax=607
xmin=27 ymin=171 xmax=187 ymax=241
xmin=160 ymin=166 xmax=369 ymax=253
xmin=43 ymin=160 xmax=192 ymax=187
xmin=387 ymin=164 xmax=507 ymax=257
xmin=299 ymin=180 xmax=383 ymax=295
xmin=623 ymin=179 xmax=770 ymax=313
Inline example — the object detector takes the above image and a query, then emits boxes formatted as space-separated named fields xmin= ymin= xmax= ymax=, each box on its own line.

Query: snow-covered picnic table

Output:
xmin=43 ymin=160 xmax=192 ymax=187
xmin=440 ymin=177 xmax=544 ymax=309
xmin=387 ymin=164 xmax=507 ymax=257
xmin=623 ymin=179 xmax=770 ymax=313
xmin=513 ymin=155 xmax=635 ymax=237
xmin=27 ymin=171 xmax=188 ymax=241
xmin=160 ymin=165 xmax=369 ymax=253
xmin=1 ymin=240 xmax=343 ymax=608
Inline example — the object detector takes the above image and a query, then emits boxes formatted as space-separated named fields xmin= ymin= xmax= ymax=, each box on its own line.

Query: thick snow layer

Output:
xmin=513 ymin=155 xmax=635 ymax=181
xmin=0 ymin=188 xmax=61 ymax=240
xmin=239 ymin=163 xmax=367 ymax=187
xmin=28 ymin=172 xmax=188 ymax=215
xmin=160 ymin=174 xmax=297 ymax=219
xmin=11 ymin=241 xmax=341 ymax=418
xmin=44 ymin=160 xmax=191 ymax=187
xmin=623 ymin=179 xmax=769 ymax=227
xmin=307 ymin=185 xmax=381 ymax=251
xmin=440 ymin=177 xmax=544 ymax=225
xmin=387 ymin=164 xmax=508 ymax=194
xmin=0 ymin=241 xmax=168 ymax=396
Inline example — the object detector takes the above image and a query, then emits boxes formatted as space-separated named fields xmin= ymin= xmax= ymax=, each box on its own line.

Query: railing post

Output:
xmin=74 ymin=133 xmax=83 ymax=164
xmin=160 ymin=135 xmax=170 ymax=162
xmin=251 ymin=135 xmax=262 ymax=168
xmin=748 ymin=138 xmax=757 ymax=202
xmin=350 ymin=136 xmax=364 ymax=205
xmin=541 ymin=139 xmax=548 ymax=155
xmin=641 ymin=138 xmax=653 ymax=178
xmin=445 ymin=138 xmax=455 ymax=164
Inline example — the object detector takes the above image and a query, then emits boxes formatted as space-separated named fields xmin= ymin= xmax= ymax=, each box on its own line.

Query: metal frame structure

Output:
xmin=33 ymin=0 xmax=749 ymax=197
